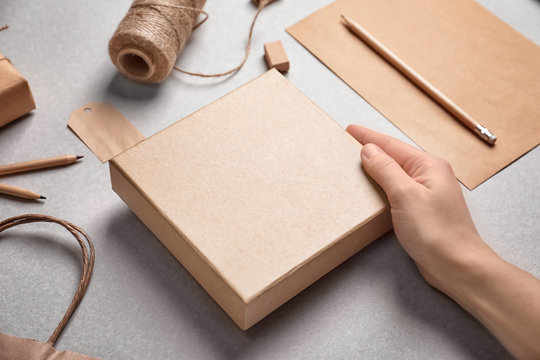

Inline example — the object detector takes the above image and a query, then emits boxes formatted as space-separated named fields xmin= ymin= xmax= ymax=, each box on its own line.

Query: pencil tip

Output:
xmin=340 ymin=15 xmax=353 ymax=27
xmin=76 ymin=155 xmax=84 ymax=160
xmin=40 ymin=195 xmax=46 ymax=199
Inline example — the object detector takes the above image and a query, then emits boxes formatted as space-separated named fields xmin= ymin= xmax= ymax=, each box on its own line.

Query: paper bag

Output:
xmin=0 ymin=333 xmax=99 ymax=360
xmin=0 ymin=215 xmax=100 ymax=360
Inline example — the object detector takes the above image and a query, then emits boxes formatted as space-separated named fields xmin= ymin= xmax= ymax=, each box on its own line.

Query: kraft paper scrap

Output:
xmin=287 ymin=0 xmax=540 ymax=189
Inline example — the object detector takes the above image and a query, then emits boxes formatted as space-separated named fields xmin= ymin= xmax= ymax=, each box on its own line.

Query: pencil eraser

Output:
xmin=264 ymin=41 xmax=289 ymax=73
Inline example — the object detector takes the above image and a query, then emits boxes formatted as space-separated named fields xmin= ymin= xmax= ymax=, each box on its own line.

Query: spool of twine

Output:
xmin=108 ymin=0 xmax=269 ymax=83
xmin=109 ymin=0 xmax=206 ymax=83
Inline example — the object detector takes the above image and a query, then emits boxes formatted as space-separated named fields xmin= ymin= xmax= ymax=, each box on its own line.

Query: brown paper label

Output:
xmin=68 ymin=102 xmax=145 ymax=162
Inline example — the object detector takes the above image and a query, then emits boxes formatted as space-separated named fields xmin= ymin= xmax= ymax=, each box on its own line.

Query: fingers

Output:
xmin=361 ymin=143 xmax=416 ymax=198
xmin=346 ymin=125 xmax=427 ymax=167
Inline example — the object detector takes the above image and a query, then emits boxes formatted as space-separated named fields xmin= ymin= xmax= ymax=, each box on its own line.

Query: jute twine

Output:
xmin=108 ymin=0 xmax=270 ymax=83
xmin=0 ymin=24 xmax=7 ymax=62
xmin=0 ymin=214 xmax=95 ymax=346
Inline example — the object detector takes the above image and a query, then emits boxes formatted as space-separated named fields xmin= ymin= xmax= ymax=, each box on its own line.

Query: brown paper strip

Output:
xmin=68 ymin=102 xmax=145 ymax=162
xmin=287 ymin=0 xmax=540 ymax=189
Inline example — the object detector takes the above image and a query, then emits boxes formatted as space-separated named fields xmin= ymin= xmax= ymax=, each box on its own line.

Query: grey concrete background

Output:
xmin=0 ymin=0 xmax=538 ymax=359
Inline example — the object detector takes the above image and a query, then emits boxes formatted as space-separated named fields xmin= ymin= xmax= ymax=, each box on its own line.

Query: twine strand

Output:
xmin=0 ymin=214 xmax=95 ymax=346
xmin=1 ymin=25 xmax=9 ymax=62
xmin=174 ymin=0 xmax=269 ymax=78
xmin=131 ymin=3 xmax=209 ymax=30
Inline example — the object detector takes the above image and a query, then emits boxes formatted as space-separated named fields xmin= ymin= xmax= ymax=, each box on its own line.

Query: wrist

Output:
xmin=422 ymin=233 xmax=497 ymax=297
xmin=434 ymin=238 xmax=501 ymax=303
xmin=431 ymin=241 xmax=540 ymax=359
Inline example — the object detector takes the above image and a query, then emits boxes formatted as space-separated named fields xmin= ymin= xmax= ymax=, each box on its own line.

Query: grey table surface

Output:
xmin=1 ymin=0 xmax=539 ymax=359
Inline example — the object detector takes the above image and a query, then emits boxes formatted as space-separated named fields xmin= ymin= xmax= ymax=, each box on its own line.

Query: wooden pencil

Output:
xmin=0 ymin=182 xmax=45 ymax=200
xmin=341 ymin=15 xmax=497 ymax=145
xmin=0 ymin=155 xmax=83 ymax=176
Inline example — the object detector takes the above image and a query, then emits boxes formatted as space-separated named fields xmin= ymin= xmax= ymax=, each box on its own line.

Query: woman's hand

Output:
xmin=346 ymin=125 xmax=489 ymax=293
xmin=346 ymin=125 xmax=540 ymax=359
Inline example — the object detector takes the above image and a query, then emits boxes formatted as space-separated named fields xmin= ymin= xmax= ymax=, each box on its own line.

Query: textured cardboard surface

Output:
xmin=0 ymin=54 xmax=35 ymax=127
xmin=287 ymin=0 xmax=540 ymax=189
xmin=110 ymin=69 xmax=391 ymax=329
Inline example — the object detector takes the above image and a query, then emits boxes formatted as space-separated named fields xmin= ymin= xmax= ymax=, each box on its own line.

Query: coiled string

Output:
xmin=109 ymin=0 xmax=270 ymax=83
xmin=0 ymin=214 xmax=95 ymax=346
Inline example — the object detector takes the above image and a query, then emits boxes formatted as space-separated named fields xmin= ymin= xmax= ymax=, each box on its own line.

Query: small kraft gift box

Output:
xmin=109 ymin=69 xmax=392 ymax=330
xmin=0 ymin=53 xmax=35 ymax=127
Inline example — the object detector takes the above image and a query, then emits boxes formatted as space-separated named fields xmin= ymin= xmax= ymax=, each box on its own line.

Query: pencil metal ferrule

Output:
xmin=474 ymin=124 xmax=497 ymax=145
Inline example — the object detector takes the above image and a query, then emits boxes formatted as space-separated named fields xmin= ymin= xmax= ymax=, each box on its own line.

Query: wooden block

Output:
xmin=252 ymin=0 xmax=279 ymax=6
xmin=264 ymin=41 xmax=289 ymax=73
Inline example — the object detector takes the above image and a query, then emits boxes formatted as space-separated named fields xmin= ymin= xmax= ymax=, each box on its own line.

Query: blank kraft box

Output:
xmin=0 ymin=53 xmax=35 ymax=128
xmin=110 ymin=69 xmax=391 ymax=330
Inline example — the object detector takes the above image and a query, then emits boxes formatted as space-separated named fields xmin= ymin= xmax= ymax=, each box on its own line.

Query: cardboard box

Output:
xmin=110 ymin=69 xmax=392 ymax=330
xmin=0 ymin=53 xmax=35 ymax=128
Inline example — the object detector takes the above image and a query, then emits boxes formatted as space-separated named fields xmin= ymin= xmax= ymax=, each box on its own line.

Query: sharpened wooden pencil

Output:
xmin=341 ymin=15 xmax=497 ymax=145
xmin=0 ymin=182 xmax=45 ymax=200
xmin=0 ymin=155 xmax=83 ymax=176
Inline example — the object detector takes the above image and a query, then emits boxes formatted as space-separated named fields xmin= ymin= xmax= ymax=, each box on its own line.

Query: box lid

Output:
xmin=112 ymin=69 xmax=388 ymax=303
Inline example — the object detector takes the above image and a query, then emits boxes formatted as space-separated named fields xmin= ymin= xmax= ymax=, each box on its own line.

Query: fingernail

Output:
xmin=361 ymin=143 xmax=381 ymax=161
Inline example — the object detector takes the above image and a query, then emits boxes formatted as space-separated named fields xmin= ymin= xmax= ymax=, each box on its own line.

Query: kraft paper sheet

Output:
xmin=287 ymin=0 xmax=540 ymax=189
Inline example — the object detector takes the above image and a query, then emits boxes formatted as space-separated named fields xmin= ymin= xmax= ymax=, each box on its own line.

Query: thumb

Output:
xmin=361 ymin=143 xmax=415 ymax=197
